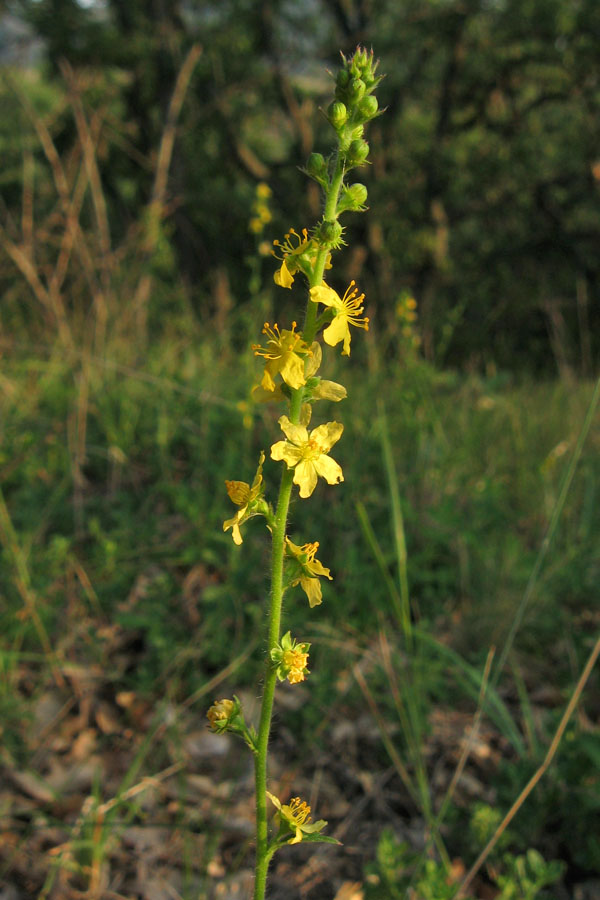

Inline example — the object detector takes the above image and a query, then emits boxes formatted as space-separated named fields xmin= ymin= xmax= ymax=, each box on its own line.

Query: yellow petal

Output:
xmin=278 ymin=415 xmax=309 ymax=445
xmin=266 ymin=791 xmax=282 ymax=811
xmin=314 ymin=454 xmax=344 ymax=485
xmin=294 ymin=460 xmax=318 ymax=498
xmin=313 ymin=379 xmax=347 ymax=402
xmin=225 ymin=480 xmax=250 ymax=505
xmin=223 ymin=514 xmax=243 ymax=545
xmin=342 ymin=327 xmax=351 ymax=356
xmin=271 ymin=440 xmax=302 ymax=468
xmin=305 ymin=342 xmax=322 ymax=378
xmin=323 ymin=315 xmax=350 ymax=351
xmin=279 ymin=353 xmax=306 ymax=390
xmin=311 ymin=421 xmax=344 ymax=452
xmin=274 ymin=260 xmax=294 ymax=288
xmin=301 ymin=574 xmax=323 ymax=607
xmin=308 ymin=558 xmax=332 ymax=580
xmin=260 ymin=366 xmax=277 ymax=392
xmin=310 ymin=284 xmax=342 ymax=310
xmin=252 ymin=383 xmax=285 ymax=403
xmin=299 ymin=403 xmax=312 ymax=427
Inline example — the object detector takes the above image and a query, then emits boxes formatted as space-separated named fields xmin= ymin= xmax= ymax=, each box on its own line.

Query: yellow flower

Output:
xmin=285 ymin=538 xmax=332 ymax=607
xmin=266 ymin=792 xmax=327 ymax=845
xmin=256 ymin=182 xmax=272 ymax=199
xmin=223 ymin=451 xmax=266 ymax=545
xmin=206 ymin=698 xmax=235 ymax=732
xmin=270 ymin=416 xmax=343 ymax=498
xmin=309 ymin=280 xmax=369 ymax=355
xmin=253 ymin=322 xmax=311 ymax=391
xmin=271 ymin=630 xmax=310 ymax=683
xmin=272 ymin=228 xmax=316 ymax=288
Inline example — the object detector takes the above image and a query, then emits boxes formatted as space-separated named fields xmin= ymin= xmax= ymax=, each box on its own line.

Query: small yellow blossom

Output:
xmin=285 ymin=538 xmax=332 ymax=607
xmin=206 ymin=698 xmax=235 ymax=732
xmin=253 ymin=322 xmax=311 ymax=391
xmin=223 ymin=451 xmax=266 ymax=545
xmin=270 ymin=415 xmax=343 ymax=498
xmin=271 ymin=630 xmax=310 ymax=683
xmin=256 ymin=182 xmax=272 ymax=199
xmin=266 ymin=791 xmax=327 ymax=844
xmin=310 ymin=280 xmax=369 ymax=355
xmin=272 ymin=228 xmax=313 ymax=288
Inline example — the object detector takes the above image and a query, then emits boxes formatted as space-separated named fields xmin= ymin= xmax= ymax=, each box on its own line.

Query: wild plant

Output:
xmin=206 ymin=47 xmax=383 ymax=899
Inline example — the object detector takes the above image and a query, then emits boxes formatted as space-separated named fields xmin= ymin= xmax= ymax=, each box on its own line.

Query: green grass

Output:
xmin=2 ymin=332 xmax=598 ymax=686
xmin=1 ymin=327 xmax=599 ymax=895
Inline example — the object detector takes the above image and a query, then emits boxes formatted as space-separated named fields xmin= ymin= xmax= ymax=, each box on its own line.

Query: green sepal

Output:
xmin=295 ymin=833 xmax=342 ymax=846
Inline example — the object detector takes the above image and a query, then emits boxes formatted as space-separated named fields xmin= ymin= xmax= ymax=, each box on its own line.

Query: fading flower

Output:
xmin=223 ymin=451 xmax=266 ymax=545
xmin=266 ymin=791 xmax=327 ymax=845
xmin=271 ymin=630 xmax=310 ymax=683
xmin=285 ymin=538 xmax=332 ymax=607
xmin=206 ymin=698 xmax=236 ymax=733
xmin=253 ymin=322 xmax=311 ymax=391
xmin=270 ymin=415 xmax=343 ymax=498
xmin=310 ymin=280 xmax=369 ymax=355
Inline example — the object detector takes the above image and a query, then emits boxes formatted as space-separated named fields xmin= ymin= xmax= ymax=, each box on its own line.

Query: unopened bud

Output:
xmin=346 ymin=138 xmax=370 ymax=166
xmin=357 ymin=95 xmax=378 ymax=121
xmin=337 ymin=183 xmax=368 ymax=214
xmin=336 ymin=68 xmax=351 ymax=90
xmin=328 ymin=101 xmax=348 ymax=129
xmin=317 ymin=219 xmax=343 ymax=247
xmin=348 ymin=78 xmax=366 ymax=103
xmin=306 ymin=152 xmax=327 ymax=183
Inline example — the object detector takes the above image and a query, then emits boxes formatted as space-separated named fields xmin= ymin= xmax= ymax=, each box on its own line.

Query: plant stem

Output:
xmin=253 ymin=388 xmax=302 ymax=900
xmin=304 ymin=154 xmax=345 ymax=337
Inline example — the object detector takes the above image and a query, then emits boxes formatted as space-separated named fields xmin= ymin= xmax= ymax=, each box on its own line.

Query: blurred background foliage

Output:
xmin=1 ymin=0 xmax=599 ymax=372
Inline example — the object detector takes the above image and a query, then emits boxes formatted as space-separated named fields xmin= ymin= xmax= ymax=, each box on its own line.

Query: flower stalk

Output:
xmin=211 ymin=47 xmax=383 ymax=900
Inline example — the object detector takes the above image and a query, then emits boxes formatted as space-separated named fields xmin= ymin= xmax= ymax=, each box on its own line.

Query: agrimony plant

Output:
xmin=206 ymin=48 xmax=383 ymax=900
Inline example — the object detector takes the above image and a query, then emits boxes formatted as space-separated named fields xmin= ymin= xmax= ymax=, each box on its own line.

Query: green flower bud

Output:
xmin=306 ymin=152 xmax=328 ymax=183
xmin=336 ymin=68 xmax=351 ymax=90
xmin=348 ymin=78 xmax=366 ymax=103
xmin=357 ymin=94 xmax=378 ymax=121
xmin=350 ymin=46 xmax=379 ymax=89
xmin=346 ymin=138 xmax=370 ymax=166
xmin=337 ymin=183 xmax=368 ymax=213
xmin=328 ymin=100 xmax=348 ymax=129
xmin=317 ymin=219 xmax=344 ymax=248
